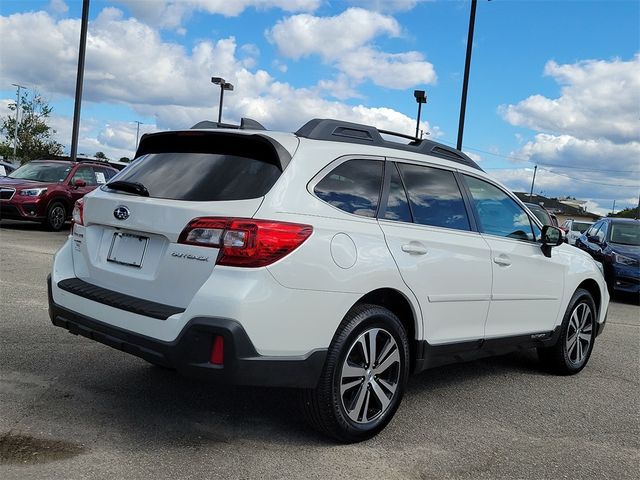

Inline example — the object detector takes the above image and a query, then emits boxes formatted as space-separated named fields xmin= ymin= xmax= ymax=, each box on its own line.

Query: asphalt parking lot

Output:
xmin=0 ymin=220 xmax=638 ymax=480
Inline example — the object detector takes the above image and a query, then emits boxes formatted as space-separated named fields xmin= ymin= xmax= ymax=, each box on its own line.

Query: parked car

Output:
xmin=0 ymin=160 xmax=17 ymax=177
xmin=575 ymin=218 xmax=640 ymax=295
xmin=561 ymin=218 xmax=594 ymax=245
xmin=48 ymin=118 xmax=609 ymax=442
xmin=0 ymin=158 xmax=118 ymax=230
xmin=525 ymin=202 xmax=557 ymax=227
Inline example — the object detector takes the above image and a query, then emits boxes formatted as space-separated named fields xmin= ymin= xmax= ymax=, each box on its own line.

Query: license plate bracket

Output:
xmin=107 ymin=232 xmax=148 ymax=267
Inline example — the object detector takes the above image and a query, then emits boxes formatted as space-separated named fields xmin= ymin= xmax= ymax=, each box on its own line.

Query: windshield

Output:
xmin=572 ymin=221 xmax=592 ymax=233
xmin=609 ymin=222 xmax=640 ymax=246
xmin=8 ymin=162 xmax=72 ymax=183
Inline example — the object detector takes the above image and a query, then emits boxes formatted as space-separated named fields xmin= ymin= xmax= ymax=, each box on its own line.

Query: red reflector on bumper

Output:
xmin=210 ymin=335 xmax=224 ymax=365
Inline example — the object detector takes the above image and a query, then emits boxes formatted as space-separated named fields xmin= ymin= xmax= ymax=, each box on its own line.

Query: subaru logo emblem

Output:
xmin=113 ymin=206 xmax=130 ymax=220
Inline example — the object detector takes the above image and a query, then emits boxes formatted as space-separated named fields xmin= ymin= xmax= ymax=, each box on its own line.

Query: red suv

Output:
xmin=0 ymin=159 xmax=119 ymax=230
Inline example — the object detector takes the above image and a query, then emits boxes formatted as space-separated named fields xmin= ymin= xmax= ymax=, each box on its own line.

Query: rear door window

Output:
xmin=314 ymin=159 xmax=383 ymax=218
xmin=382 ymin=163 xmax=412 ymax=223
xmin=397 ymin=163 xmax=470 ymax=231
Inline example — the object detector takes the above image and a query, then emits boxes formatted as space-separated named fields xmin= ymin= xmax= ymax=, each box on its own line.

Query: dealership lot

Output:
xmin=1 ymin=221 xmax=638 ymax=479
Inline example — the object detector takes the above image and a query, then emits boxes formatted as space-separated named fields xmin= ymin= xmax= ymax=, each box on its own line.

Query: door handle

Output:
xmin=401 ymin=243 xmax=428 ymax=255
xmin=493 ymin=256 xmax=511 ymax=267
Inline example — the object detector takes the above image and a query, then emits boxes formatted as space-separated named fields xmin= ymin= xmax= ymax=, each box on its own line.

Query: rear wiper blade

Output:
xmin=106 ymin=180 xmax=149 ymax=197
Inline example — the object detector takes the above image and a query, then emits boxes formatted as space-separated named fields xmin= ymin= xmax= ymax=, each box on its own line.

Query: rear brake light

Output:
xmin=71 ymin=198 xmax=84 ymax=227
xmin=178 ymin=217 xmax=313 ymax=267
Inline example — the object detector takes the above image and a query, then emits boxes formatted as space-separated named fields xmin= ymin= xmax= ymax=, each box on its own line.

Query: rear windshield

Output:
xmin=107 ymin=152 xmax=281 ymax=201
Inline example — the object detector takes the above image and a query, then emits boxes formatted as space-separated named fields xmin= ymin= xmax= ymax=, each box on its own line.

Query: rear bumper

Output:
xmin=48 ymin=275 xmax=326 ymax=388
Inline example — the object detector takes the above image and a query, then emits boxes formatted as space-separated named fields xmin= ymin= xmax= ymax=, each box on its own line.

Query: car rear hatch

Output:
xmin=71 ymin=130 xmax=295 ymax=309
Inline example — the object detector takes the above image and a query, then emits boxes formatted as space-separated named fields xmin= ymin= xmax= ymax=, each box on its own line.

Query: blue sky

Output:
xmin=0 ymin=0 xmax=638 ymax=214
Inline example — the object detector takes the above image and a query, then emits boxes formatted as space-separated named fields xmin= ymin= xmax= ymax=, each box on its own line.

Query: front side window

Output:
xmin=585 ymin=222 xmax=600 ymax=237
xmin=314 ymin=159 xmax=383 ymax=218
xmin=465 ymin=176 xmax=535 ymax=241
xmin=595 ymin=222 xmax=608 ymax=242
xmin=397 ymin=163 xmax=470 ymax=231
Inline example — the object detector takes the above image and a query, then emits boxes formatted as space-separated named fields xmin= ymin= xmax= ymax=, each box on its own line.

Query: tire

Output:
xmin=537 ymin=288 xmax=597 ymax=375
xmin=45 ymin=202 xmax=67 ymax=231
xmin=301 ymin=304 xmax=410 ymax=443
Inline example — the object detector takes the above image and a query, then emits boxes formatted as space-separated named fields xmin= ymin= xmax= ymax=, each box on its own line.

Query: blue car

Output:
xmin=575 ymin=218 xmax=640 ymax=295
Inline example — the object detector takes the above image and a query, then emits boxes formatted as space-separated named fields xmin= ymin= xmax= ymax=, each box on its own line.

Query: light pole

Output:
xmin=211 ymin=77 xmax=234 ymax=124
xmin=70 ymin=0 xmax=90 ymax=162
xmin=457 ymin=0 xmax=478 ymax=151
xmin=11 ymin=83 xmax=27 ymax=161
xmin=413 ymin=90 xmax=427 ymax=140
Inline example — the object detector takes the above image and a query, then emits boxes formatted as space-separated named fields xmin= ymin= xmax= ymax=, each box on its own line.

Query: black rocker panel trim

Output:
xmin=57 ymin=277 xmax=184 ymax=320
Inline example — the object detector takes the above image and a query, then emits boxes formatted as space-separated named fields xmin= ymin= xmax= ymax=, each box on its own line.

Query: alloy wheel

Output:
xmin=339 ymin=327 xmax=401 ymax=424
xmin=49 ymin=205 xmax=65 ymax=230
xmin=565 ymin=302 xmax=593 ymax=366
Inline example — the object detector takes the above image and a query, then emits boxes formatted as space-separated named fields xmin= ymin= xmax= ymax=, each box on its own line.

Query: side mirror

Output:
xmin=587 ymin=235 xmax=600 ymax=244
xmin=541 ymin=225 xmax=563 ymax=258
xmin=73 ymin=179 xmax=86 ymax=188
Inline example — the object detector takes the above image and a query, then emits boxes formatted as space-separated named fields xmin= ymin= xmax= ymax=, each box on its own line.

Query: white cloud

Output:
xmin=49 ymin=0 xmax=69 ymax=15
xmin=0 ymin=9 xmax=437 ymax=158
xmin=114 ymin=0 xmax=321 ymax=29
xmin=346 ymin=0 xmax=423 ymax=13
xmin=267 ymin=8 xmax=436 ymax=89
xmin=267 ymin=8 xmax=401 ymax=60
xmin=497 ymin=55 xmax=640 ymax=208
xmin=500 ymin=55 xmax=640 ymax=144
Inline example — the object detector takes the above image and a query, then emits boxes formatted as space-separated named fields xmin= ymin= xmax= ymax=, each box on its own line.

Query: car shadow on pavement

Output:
xmin=26 ymin=348 xmax=549 ymax=448
xmin=0 ymin=220 xmax=69 ymax=232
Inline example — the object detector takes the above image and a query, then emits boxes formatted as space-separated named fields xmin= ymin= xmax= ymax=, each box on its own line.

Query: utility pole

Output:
xmin=134 ymin=121 xmax=144 ymax=150
xmin=611 ymin=199 xmax=616 ymax=216
xmin=11 ymin=83 xmax=27 ymax=161
xmin=70 ymin=0 xmax=90 ymax=162
xmin=529 ymin=165 xmax=538 ymax=200
xmin=457 ymin=0 xmax=477 ymax=151
xmin=636 ymin=191 xmax=640 ymax=220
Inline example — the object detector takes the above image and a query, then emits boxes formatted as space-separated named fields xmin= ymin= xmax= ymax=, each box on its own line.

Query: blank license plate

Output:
xmin=107 ymin=232 xmax=148 ymax=267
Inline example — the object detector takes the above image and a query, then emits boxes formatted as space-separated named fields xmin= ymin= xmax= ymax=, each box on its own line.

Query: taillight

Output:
xmin=71 ymin=198 xmax=84 ymax=227
xmin=178 ymin=217 xmax=313 ymax=267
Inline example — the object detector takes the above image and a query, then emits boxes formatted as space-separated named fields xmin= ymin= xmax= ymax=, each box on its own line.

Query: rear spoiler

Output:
xmin=134 ymin=131 xmax=292 ymax=170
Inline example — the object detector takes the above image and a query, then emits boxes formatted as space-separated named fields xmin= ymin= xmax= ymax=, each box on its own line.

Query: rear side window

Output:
xmin=314 ymin=159 xmax=383 ymax=218
xmin=383 ymin=163 xmax=412 ymax=222
xmin=109 ymin=153 xmax=281 ymax=201
xmin=397 ymin=163 xmax=470 ymax=231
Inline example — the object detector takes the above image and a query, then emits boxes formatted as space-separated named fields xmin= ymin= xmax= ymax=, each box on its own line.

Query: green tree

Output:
xmin=0 ymin=92 xmax=64 ymax=164
xmin=119 ymin=157 xmax=131 ymax=163
xmin=95 ymin=151 xmax=108 ymax=160
xmin=608 ymin=207 xmax=639 ymax=219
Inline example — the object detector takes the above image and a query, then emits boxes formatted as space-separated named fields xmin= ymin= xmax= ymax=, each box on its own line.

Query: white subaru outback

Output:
xmin=48 ymin=118 xmax=609 ymax=442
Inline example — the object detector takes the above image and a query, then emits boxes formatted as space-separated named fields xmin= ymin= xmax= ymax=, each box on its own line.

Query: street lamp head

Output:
xmin=414 ymin=90 xmax=427 ymax=104
xmin=222 ymin=82 xmax=234 ymax=91
xmin=211 ymin=77 xmax=224 ymax=85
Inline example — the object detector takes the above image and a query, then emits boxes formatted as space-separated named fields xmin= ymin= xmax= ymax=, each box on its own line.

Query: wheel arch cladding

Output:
xmin=577 ymin=279 xmax=601 ymax=317
xmin=355 ymin=288 xmax=418 ymax=370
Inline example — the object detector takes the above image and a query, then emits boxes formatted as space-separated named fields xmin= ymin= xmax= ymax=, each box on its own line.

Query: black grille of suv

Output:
xmin=0 ymin=188 xmax=16 ymax=200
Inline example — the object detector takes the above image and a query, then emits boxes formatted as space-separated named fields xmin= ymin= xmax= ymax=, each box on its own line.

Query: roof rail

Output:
xmin=191 ymin=117 xmax=266 ymax=131
xmin=295 ymin=118 xmax=482 ymax=171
